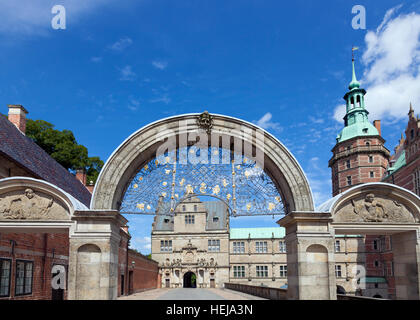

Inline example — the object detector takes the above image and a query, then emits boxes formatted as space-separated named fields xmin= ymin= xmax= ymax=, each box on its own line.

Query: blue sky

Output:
xmin=1 ymin=0 xmax=419 ymax=253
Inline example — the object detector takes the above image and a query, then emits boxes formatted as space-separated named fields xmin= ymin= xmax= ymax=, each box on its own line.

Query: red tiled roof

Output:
xmin=0 ymin=115 xmax=92 ymax=207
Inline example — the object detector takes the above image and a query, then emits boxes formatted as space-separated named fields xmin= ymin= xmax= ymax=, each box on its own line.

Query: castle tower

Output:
xmin=329 ymin=58 xmax=390 ymax=196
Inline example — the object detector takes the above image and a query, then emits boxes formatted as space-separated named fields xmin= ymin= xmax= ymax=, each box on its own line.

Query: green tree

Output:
xmin=25 ymin=119 xmax=103 ymax=183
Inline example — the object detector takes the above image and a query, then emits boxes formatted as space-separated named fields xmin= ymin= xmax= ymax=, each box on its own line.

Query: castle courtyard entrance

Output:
xmin=183 ymin=272 xmax=197 ymax=288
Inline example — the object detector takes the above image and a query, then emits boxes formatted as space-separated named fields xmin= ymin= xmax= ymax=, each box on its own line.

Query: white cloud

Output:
xmin=118 ymin=65 xmax=136 ymax=81
xmin=128 ymin=97 xmax=140 ymax=111
xmin=91 ymin=56 xmax=102 ymax=63
xmin=132 ymin=236 xmax=151 ymax=252
xmin=334 ymin=7 xmax=420 ymax=122
xmin=108 ymin=37 xmax=133 ymax=52
xmin=0 ymin=0 xmax=115 ymax=36
xmin=309 ymin=116 xmax=324 ymax=124
xmin=150 ymin=95 xmax=171 ymax=104
xmin=254 ymin=112 xmax=283 ymax=132
xmin=152 ymin=60 xmax=168 ymax=70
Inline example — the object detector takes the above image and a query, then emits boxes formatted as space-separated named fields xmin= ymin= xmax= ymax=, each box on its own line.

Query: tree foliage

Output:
xmin=26 ymin=119 xmax=103 ymax=183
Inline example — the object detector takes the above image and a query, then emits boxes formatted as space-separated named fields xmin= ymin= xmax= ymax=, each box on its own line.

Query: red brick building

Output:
xmin=0 ymin=104 xmax=159 ymax=300
xmin=329 ymin=60 xmax=401 ymax=299
xmin=383 ymin=104 xmax=420 ymax=196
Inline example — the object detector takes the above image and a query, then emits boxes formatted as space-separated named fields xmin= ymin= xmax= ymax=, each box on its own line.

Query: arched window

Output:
xmin=356 ymin=95 xmax=361 ymax=107
xmin=350 ymin=96 xmax=355 ymax=108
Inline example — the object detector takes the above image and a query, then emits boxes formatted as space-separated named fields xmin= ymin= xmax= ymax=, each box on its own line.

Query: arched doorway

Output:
xmin=89 ymin=112 xmax=315 ymax=299
xmin=337 ymin=286 xmax=346 ymax=295
xmin=183 ymin=272 xmax=197 ymax=288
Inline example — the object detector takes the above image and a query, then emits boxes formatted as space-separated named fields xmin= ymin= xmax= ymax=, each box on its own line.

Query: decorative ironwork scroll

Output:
xmin=120 ymin=146 xmax=285 ymax=217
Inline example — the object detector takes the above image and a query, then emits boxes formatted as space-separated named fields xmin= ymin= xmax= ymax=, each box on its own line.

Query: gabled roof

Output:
xmin=384 ymin=150 xmax=406 ymax=178
xmin=0 ymin=115 xmax=92 ymax=207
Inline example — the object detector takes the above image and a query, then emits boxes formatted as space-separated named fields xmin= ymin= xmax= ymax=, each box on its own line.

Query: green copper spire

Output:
xmin=336 ymin=57 xmax=379 ymax=143
xmin=349 ymin=59 xmax=361 ymax=90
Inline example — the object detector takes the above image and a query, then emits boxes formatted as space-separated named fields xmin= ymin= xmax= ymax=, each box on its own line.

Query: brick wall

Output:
xmin=126 ymin=249 xmax=159 ymax=294
xmin=330 ymin=137 xmax=389 ymax=196
xmin=0 ymin=232 xmax=69 ymax=300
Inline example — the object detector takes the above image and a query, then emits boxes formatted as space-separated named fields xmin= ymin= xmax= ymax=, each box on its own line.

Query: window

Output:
xmin=370 ymin=171 xmax=375 ymax=178
xmin=369 ymin=156 xmax=373 ymax=163
xmin=160 ymin=240 xmax=172 ymax=252
xmin=373 ymin=239 xmax=380 ymax=251
xmin=185 ymin=215 xmax=195 ymax=224
xmin=374 ymin=260 xmax=380 ymax=268
xmin=0 ymin=259 xmax=11 ymax=297
xmin=279 ymin=241 xmax=287 ymax=253
xmin=256 ymin=266 xmax=268 ymax=278
xmin=411 ymin=129 xmax=415 ymax=140
xmin=213 ymin=217 xmax=219 ymax=223
xmin=233 ymin=242 xmax=245 ymax=254
xmin=208 ymin=240 xmax=220 ymax=252
xmin=279 ymin=265 xmax=287 ymax=278
xmin=346 ymin=160 xmax=351 ymax=169
xmin=335 ymin=265 xmax=342 ymax=278
xmin=182 ymin=205 xmax=186 ymax=212
xmin=363 ymin=128 xmax=368 ymax=134
xmin=194 ymin=205 xmax=197 ymax=212
xmin=347 ymin=176 xmax=352 ymax=186
xmin=366 ymin=141 xmax=371 ymax=146
xmin=15 ymin=260 xmax=33 ymax=296
xmin=335 ymin=240 xmax=341 ymax=253
xmin=233 ymin=266 xmax=245 ymax=278
xmin=255 ymin=241 xmax=268 ymax=253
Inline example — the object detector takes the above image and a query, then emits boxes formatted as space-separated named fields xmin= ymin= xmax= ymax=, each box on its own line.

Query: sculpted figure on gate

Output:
xmin=334 ymin=193 xmax=417 ymax=223
xmin=0 ymin=189 xmax=68 ymax=220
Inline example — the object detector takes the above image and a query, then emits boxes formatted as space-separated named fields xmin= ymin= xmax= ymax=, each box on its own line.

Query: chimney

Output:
xmin=373 ymin=120 xmax=381 ymax=136
xmin=8 ymin=105 xmax=28 ymax=134
xmin=76 ymin=169 xmax=87 ymax=186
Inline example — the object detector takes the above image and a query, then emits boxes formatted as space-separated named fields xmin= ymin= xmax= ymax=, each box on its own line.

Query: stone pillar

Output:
xmin=392 ymin=229 xmax=420 ymax=300
xmin=68 ymin=211 xmax=127 ymax=300
xmin=278 ymin=212 xmax=336 ymax=300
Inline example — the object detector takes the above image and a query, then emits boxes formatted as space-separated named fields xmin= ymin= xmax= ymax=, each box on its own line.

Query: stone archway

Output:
xmin=183 ymin=271 xmax=197 ymax=288
xmin=279 ymin=182 xmax=420 ymax=300
xmin=91 ymin=113 xmax=314 ymax=213
xmin=0 ymin=177 xmax=128 ymax=300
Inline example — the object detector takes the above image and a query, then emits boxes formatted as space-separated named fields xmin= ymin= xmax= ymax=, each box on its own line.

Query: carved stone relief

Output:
xmin=334 ymin=193 xmax=418 ymax=223
xmin=0 ymin=188 xmax=69 ymax=220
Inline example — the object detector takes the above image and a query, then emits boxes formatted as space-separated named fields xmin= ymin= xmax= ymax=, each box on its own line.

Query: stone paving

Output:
xmin=117 ymin=288 xmax=266 ymax=300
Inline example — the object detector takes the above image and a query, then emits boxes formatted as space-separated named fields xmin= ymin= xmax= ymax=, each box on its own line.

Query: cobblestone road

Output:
xmin=118 ymin=288 xmax=266 ymax=300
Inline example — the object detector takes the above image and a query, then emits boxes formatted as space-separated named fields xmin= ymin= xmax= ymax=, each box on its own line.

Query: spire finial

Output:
xmin=409 ymin=102 xmax=415 ymax=117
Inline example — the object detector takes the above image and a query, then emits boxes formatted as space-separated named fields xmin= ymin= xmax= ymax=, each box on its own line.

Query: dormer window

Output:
xmin=363 ymin=128 xmax=368 ymax=134
xmin=164 ymin=218 xmax=170 ymax=223
xmin=213 ymin=216 xmax=219 ymax=223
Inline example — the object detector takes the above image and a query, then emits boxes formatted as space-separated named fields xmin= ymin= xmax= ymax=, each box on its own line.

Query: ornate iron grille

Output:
xmin=120 ymin=146 xmax=285 ymax=216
